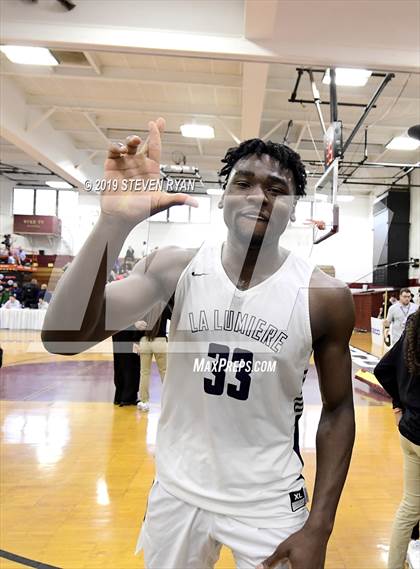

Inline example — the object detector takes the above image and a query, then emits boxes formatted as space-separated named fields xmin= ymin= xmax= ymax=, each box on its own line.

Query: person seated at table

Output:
xmin=2 ymin=295 xmax=22 ymax=309
xmin=38 ymin=284 xmax=52 ymax=303
xmin=12 ymin=282 xmax=22 ymax=302
xmin=0 ymin=286 xmax=11 ymax=306
xmin=22 ymin=279 xmax=40 ymax=309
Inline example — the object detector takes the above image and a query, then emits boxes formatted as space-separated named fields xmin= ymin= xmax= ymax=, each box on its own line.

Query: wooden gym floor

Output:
xmin=0 ymin=329 xmax=399 ymax=569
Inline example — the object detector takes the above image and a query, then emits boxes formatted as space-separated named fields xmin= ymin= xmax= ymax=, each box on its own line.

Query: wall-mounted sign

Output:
xmin=13 ymin=215 xmax=61 ymax=236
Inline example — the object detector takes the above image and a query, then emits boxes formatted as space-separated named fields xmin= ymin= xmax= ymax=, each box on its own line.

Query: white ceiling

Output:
xmin=0 ymin=0 xmax=419 ymax=196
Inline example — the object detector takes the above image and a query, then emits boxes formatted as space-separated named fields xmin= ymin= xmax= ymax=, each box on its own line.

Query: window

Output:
xmin=58 ymin=190 xmax=78 ymax=218
xmin=168 ymin=206 xmax=189 ymax=223
xmin=35 ymin=189 xmax=57 ymax=215
xmin=190 ymin=197 xmax=211 ymax=223
xmin=13 ymin=188 xmax=35 ymax=215
xmin=149 ymin=210 xmax=168 ymax=222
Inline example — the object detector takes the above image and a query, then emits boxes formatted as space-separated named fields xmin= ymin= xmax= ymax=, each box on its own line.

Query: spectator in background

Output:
xmin=385 ymin=289 xmax=418 ymax=346
xmin=12 ymin=282 xmax=22 ymax=302
xmin=7 ymin=251 xmax=15 ymax=264
xmin=18 ymin=247 xmax=26 ymax=264
xmin=22 ymin=279 xmax=40 ymax=309
xmin=374 ymin=309 xmax=420 ymax=569
xmin=136 ymin=302 xmax=171 ymax=412
xmin=378 ymin=293 xmax=398 ymax=319
xmin=38 ymin=284 xmax=52 ymax=303
xmin=0 ymin=286 xmax=11 ymax=306
xmin=2 ymin=295 xmax=22 ymax=310
xmin=124 ymin=246 xmax=135 ymax=271
xmin=112 ymin=323 xmax=143 ymax=406
xmin=141 ymin=241 xmax=147 ymax=258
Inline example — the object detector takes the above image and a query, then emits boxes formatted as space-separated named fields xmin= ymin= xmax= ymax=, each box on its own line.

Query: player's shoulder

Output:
xmin=151 ymin=245 xmax=198 ymax=268
xmin=133 ymin=245 xmax=198 ymax=294
xmin=309 ymin=268 xmax=354 ymax=340
xmin=310 ymin=266 xmax=351 ymax=298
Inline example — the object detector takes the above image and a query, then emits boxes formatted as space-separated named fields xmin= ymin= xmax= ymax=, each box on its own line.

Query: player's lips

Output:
xmin=239 ymin=210 xmax=269 ymax=222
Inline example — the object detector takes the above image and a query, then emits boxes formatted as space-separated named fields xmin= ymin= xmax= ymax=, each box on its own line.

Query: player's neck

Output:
xmin=222 ymin=235 xmax=287 ymax=290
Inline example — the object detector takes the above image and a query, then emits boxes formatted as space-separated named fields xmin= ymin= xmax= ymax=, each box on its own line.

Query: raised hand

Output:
xmin=101 ymin=117 xmax=197 ymax=223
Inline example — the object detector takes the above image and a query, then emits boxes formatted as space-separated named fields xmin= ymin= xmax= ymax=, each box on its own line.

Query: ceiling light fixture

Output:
xmin=206 ymin=188 xmax=223 ymax=196
xmin=323 ymin=68 xmax=372 ymax=87
xmin=386 ymin=136 xmax=420 ymax=151
xmin=46 ymin=180 xmax=73 ymax=189
xmin=0 ymin=46 xmax=59 ymax=66
xmin=180 ymin=124 xmax=215 ymax=139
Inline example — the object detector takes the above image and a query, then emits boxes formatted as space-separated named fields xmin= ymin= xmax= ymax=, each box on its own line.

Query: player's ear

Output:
xmin=290 ymin=197 xmax=298 ymax=222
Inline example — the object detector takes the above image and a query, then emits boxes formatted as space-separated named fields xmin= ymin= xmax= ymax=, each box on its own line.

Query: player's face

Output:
xmin=221 ymin=154 xmax=296 ymax=246
xmin=400 ymin=292 xmax=411 ymax=305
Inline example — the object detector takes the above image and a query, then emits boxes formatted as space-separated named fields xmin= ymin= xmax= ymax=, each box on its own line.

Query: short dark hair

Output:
xmin=400 ymin=288 xmax=411 ymax=296
xmin=219 ymin=138 xmax=307 ymax=196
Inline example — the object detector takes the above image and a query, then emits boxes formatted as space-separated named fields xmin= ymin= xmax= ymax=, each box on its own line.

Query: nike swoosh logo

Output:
xmin=191 ymin=271 xmax=208 ymax=277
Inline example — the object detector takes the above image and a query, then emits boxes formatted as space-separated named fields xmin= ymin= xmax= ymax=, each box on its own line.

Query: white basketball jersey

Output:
xmin=156 ymin=240 xmax=315 ymax=527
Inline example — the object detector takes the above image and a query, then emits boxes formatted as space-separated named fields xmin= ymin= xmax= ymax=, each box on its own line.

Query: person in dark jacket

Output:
xmin=374 ymin=308 xmax=420 ymax=569
xmin=112 ymin=324 xmax=143 ymax=406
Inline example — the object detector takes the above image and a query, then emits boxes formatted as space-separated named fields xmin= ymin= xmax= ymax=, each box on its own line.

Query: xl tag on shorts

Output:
xmin=289 ymin=488 xmax=306 ymax=512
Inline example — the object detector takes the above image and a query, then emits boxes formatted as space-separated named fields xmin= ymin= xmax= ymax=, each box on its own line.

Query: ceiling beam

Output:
xmin=83 ymin=51 xmax=102 ymax=75
xmin=0 ymin=75 xmax=101 ymax=188
xmin=1 ymin=21 xmax=276 ymax=63
xmin=241 ymin=63 xmax=269 ymax=140
xmin=83 ymin=113 xmax=111 ymax=145
xmin=26 ymin=95 xmax=240 ymax=119
xmin=244 ymin=0 xmax=279 ymax=40
xmin=2 ymin=2 xmax=419 ymax=72
xmin=240 ymin=0 xmax=280 ymax=140
xmin=26 ymin=106 xmax=56 ymax=132
xmin=0 ymin=62 xmax=243 ymax=89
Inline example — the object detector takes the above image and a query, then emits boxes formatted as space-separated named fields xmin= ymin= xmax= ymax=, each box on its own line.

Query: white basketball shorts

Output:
xmin=135 ymin=481 xmax=309 ymax=569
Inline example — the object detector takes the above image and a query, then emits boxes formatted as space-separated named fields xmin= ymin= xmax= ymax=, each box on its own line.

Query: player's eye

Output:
xmin=268 ymin=186 xmax=287 ymax=195
xmin=235 ymin=181 xmax=250 ymax=189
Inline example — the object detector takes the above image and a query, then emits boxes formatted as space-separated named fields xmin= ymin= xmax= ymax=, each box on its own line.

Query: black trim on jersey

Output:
xmin=293 ymin=371 xmax=308 ymax=469
xmin=293 ymin=412 xmax=304 ymax=467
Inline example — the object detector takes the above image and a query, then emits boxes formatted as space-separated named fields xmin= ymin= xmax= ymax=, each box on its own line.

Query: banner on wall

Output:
xmin=13 ymin=215 xmax=62 ymax=236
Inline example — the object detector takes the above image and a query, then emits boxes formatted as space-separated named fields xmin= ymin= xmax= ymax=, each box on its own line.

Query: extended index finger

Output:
xmin=146 ymin=118 xmax=165 ymax=163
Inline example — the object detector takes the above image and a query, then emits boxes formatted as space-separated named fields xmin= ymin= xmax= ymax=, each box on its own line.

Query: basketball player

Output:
xmin=42 ymin=118 xmax=355 ymax=569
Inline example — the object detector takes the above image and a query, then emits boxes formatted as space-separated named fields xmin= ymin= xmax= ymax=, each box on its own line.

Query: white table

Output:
xmin=0 ymin=308 xmax=46 ymax=330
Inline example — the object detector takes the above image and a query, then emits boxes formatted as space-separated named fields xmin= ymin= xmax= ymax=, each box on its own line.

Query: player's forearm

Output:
xmin=305 ymin=399 xmax=355 ymax=535
xmin=42 ymin=213 xmax=136 ymax=351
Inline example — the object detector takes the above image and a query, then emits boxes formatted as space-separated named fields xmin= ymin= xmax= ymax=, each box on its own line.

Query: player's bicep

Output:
xmin=313 ymin=291 xmax=355 ymax=410
xmin=103 ymin=246 xmax=193 ymax=332
xmin=314 ymin=338 xmax=353 ymax=410
xmin=104 ymin=270 xmax=165 ymax=331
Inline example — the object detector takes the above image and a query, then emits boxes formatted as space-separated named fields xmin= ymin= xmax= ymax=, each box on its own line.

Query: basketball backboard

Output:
xmin=311 ymin=158 xmax=340 ymax=244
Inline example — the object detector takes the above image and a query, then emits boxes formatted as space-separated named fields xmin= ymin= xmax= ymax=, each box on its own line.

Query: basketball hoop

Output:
xmin=304 ymin=219 xmax=327 ymax=231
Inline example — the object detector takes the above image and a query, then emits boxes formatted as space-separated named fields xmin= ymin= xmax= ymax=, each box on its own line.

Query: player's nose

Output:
xmin=246 ymin=184 xmax=268 ymax=203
